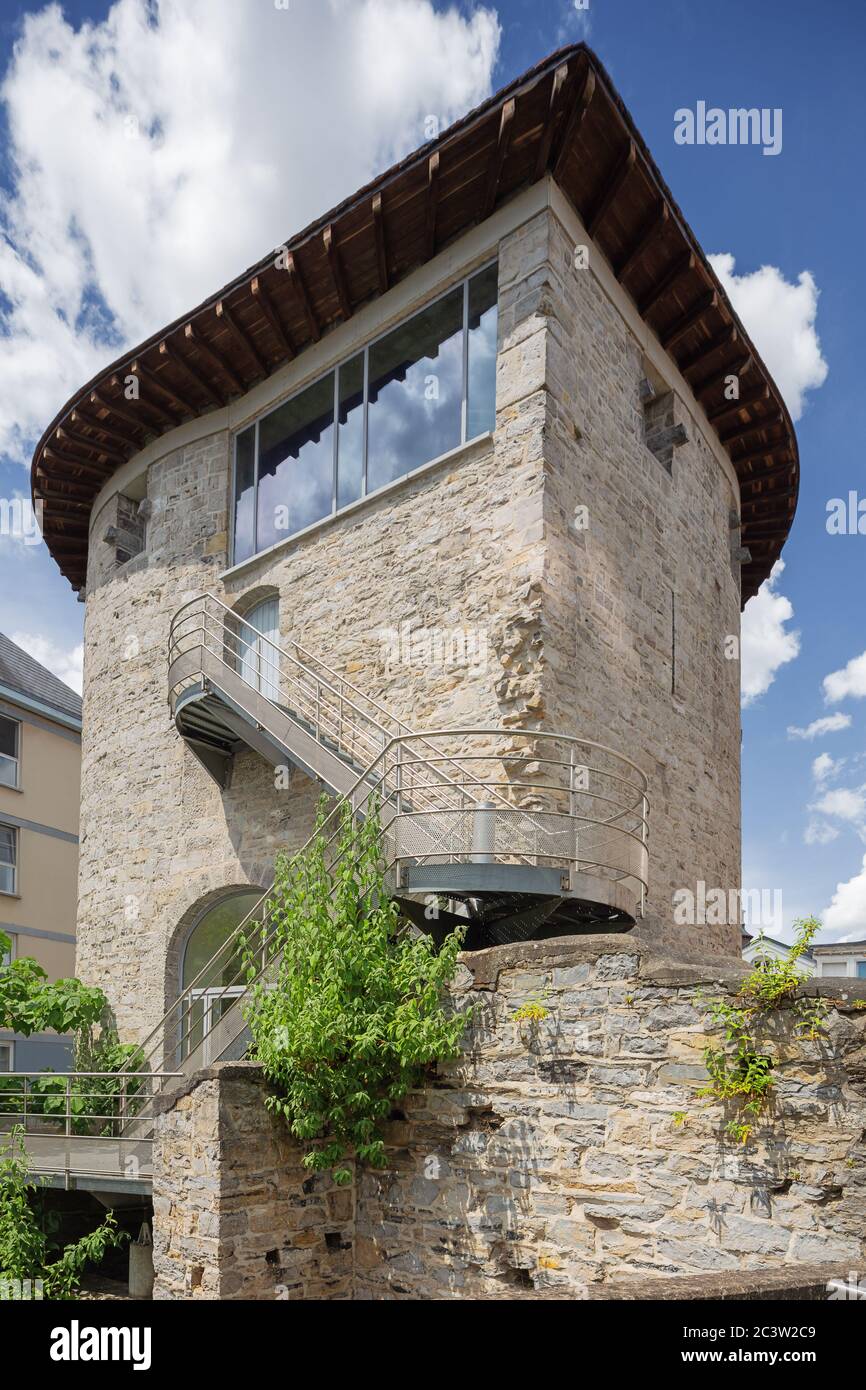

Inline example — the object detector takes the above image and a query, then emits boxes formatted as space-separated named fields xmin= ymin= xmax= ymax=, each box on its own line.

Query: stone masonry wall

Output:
xmin=151 ymin=1064 xmax=353 ymax=1300
xmin=152 ymin=938 xmax=866 ymax=1300
xmin=534 ymin=204 xmax=743 ymax=954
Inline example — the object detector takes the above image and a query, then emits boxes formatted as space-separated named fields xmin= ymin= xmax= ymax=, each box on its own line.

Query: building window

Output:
xmin=0 ymin=715 xmax=19 ymax=789
xmin=0 ymin=1042 xmax=13 ymax=1073
xmin=237 ymin=598 xmax=281 ymax=701
xmin=232 ymin=262 xmax=498 ymax=564
xmin=820 ymin=963 xmax=847 ymax=977
xmin=180 ymin=889 xmax=263 ymax=1057
xmin=0 ymin=933 xmax=12 ymax=966
xmin=0 ymin=825 xmax=16 ymax=895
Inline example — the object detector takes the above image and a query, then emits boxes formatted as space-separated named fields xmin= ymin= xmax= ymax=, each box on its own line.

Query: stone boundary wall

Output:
xmin=152 ymin=937 xmax=866 ymax=1300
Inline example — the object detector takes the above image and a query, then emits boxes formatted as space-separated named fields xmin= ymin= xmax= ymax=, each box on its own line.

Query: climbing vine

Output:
xmin=241 ymin=799 xmax=471 ymax=1182
xmin=698 ymin=915 xmax=827 ymax=1144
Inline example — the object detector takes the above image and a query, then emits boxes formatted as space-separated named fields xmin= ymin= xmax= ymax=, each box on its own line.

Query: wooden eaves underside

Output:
xmin=30 ymin=42 xmax=798 ymax=605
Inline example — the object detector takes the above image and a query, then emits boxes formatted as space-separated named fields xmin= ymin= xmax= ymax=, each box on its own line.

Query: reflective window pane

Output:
xmin=337 ymin=354 xmax=365 ymax=510
xmin=233 ymin=427 xmax=256 ymax=564
xmin=467 ymin=264 xmax=498 ymax=439
xmin=0 ymin=826 xmax=15 ymax=895
xmin=182 ymin=890 xmax=263 ymax=991
xmin=257 ymin=373 xmax=335 ymax=550
xmin=367 ymin=288 xmax=463 ymax=494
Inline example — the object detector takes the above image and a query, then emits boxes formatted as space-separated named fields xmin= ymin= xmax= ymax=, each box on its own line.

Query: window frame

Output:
xmin=0 ymin=823 xmax=18 ymax=896
xmin=0 ymin=714 xmax=20 ymax=791
xmin=230 ymin=259 xmax=498 ymax=566
xmin=0 ymin=1041 xmax=13 ymax=1073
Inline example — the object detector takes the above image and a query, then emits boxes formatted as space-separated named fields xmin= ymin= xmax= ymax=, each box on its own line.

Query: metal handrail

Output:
xmin=169 ymin=592 xmax=545 ymax=819
xmin=123 ymin=601 xmax=652 ymax=1122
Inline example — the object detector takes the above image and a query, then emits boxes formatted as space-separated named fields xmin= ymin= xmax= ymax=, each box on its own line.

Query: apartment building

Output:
xmin=0 ymin=633 xmax=81 ymax=1071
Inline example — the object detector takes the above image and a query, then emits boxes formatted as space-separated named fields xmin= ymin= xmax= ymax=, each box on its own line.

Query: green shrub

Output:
xmin=0 ymin=1128 xmax=126 ymax=1299
xmin=242 ymin=800 xmax=470 ymax=1182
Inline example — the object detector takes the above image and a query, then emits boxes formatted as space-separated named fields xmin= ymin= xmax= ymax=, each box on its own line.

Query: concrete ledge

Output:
xmin=587 ymin=1264 xmax=853 ymax=1301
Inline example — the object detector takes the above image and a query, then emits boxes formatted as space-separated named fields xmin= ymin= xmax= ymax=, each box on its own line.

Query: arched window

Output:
xmin=180 ymin=889 xmax=263 ymax=1058
xmin=237 ymin=596 xmax=281 ymax=701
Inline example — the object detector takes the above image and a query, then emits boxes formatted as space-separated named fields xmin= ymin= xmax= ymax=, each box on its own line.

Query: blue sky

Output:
xmin=0 ymin=0 xmax=864 ymax=940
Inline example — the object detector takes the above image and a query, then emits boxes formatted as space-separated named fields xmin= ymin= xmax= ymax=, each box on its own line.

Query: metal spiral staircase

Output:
xmin=3 ymin=594 xmax=649 ymax=1190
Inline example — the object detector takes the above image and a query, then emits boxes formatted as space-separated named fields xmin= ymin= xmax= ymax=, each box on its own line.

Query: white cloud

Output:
xmin=741 ymin=560 xmax=800 ymax=706
xmin=804 ymin=820 xmax=839 ymax=846
xmin=787 ymin=712 xmax=851 ymax=740
xmin=809 ymin=787 xmax=866 ymax=823
xmin=822 ymin=852 xmax=866 ymax=938
xmin=9 ymin=630 xmax=83 ymax=694
xmin=812 ymin=752 xmax=843 ymax=786
xmin=708 ymin=253 xmax=828 ymax=421
xmin=0 ymin=0 xmax=501 ymax=467
xmin=824 ymin=650 xmax=866 ymax=704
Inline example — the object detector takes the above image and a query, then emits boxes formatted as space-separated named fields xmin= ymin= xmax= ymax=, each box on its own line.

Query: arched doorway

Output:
xmin=180 ymin=888 xmax=263 ymax=1059
xmin=237 ymin=596 xmax=281 ymax=701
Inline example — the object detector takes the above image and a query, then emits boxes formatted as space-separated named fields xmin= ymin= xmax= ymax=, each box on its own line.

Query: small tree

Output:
xmin=242 ymin=800 xmax=470 ymax=1182
xmin=0 ymin=1128 xmax=126 ymax=1299
xmin=0 ymin=930 xmax=106 ymax=1037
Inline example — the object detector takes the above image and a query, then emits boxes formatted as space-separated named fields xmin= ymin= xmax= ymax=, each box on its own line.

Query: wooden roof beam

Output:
xmin=738 ymin=464 xmax=796 ymax=488
xmin=183 ymin=324 xmax=245 ymax=396
xmin=38 ymin=496 xmax=91 ymax=515
xmin=88 ymin=392 xmax=152 ymax=445
xmin=691 ymin=353 xmax=753 ymax=399
xmin=586 ymin=140 xmax=636 ymax=238
xmin=286 ymin=252 xmax=320 ymax=344
xmin=639 ymin=251 xmax=696 ymax=318
xmin=616 ymin=200 xmax=669 ymax=281
xmin=552 ymin=66 xmax=596 ymax=180
xmin=426 ymin=151 xmax=440 ymax=260
xmin=483 ymin=97 xmax=516 ymax=219
xmin=733 ymin=444 xmax=795 ymax=472
xmin=659 ymin=289 xmax=718 ymax=351
xmin=371 ymin=194 xmax=390 ymax=296
xmin=55 ymin=426 xmax=126 ymax=466
xmin=323 ymin=224 xmax=351 ymax=321
xmin=533 ymin=62 xmax=569 ymax=180
xmin=131 ymin=359 xmax=192 ymax=419
xmin=35 ymin=469 xmax=93 ymax=500
xmin=678 ymin=325 xmax=738 ymax=376
xmin=109 ymin=373 xmax=177 ymax=429
xmin=707 ymin=383 xmax=771 ymax=425
xmin=719 ymin=412 xmax=784 ymax=447
xmin=215 ymin=300 xmax=268 ymax=376
xmin=250 ymin=276 xmax=294 ymax=360
xmin=159 ymin=340 xmax=224 ymax=409
xmin=69 ymin=409 xmax=136 ymax=455
xmin=42 ymin=446 xmax=112 ymax=481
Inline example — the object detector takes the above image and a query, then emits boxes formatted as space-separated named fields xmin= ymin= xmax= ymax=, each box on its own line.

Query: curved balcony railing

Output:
xmin=383 ymin=729 xmax=649 ymax=898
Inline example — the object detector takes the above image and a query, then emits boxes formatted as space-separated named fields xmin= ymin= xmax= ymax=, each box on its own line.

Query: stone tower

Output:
xmin=32 ymin=45 xmax=798 ymax=1043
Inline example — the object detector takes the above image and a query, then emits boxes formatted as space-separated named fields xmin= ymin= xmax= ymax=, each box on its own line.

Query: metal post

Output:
xmin=470 ymin=802 xmax=495 ymax=864
xmin=640 ymin=793 xmax=648 ymax=918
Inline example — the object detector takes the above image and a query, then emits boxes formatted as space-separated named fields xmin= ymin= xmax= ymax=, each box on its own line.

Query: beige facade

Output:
xmin=76 ymin=182 xmax=744 ymax=1046
xmin=0 ymin=684 xmax=81 ymax=1071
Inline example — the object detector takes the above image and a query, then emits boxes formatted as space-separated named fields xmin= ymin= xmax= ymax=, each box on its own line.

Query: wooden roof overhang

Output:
xmin=31 ymin=42 xmax=797 ymax=605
